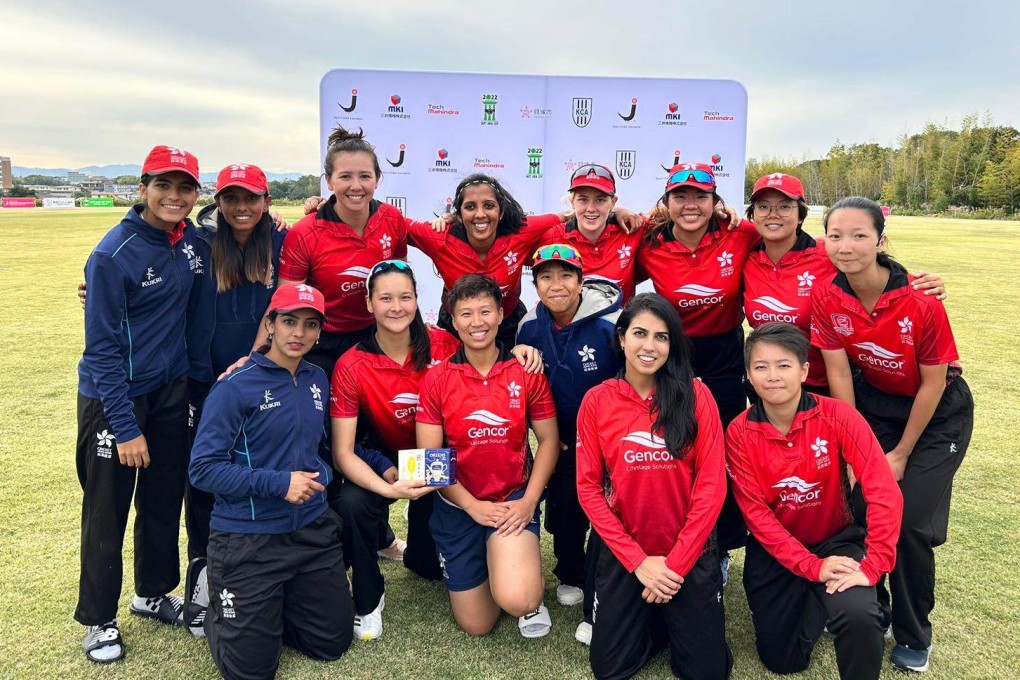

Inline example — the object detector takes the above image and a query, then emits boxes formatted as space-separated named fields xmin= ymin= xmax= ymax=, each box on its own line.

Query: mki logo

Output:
xmin=386 ymin=144 xmax=406 ymax=168
xmin=430 ymin=148 xmax=457 ymax=174
xmin=659 ymin=103 xmax=687 ymax=127
xmin=382 ymin=93 xmax=409 ymax=119
xmin=572 ymin=98 xmax=593 ymax=128
xmin=668 ymin=102 xmax=679 ymax=113
xmin=660 ymin=149 xmax=682 ymax=172
xmin=616 ymin=150 xmax=636 ymax=180
xmin=390 ymin=94 xmax=401 ymax=106
xmin=339 ymin=88 xmax=358 ymax=113
xmin=482 ymin=94 xmax=498 ymax=125
xmin=618 ymin=98 xmax=637 ymax=121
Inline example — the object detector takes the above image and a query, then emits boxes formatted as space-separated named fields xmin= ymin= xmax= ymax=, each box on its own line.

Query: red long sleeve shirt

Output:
xmin=576 ymin=378 xmax=725 ymax=577
xmin=725 ymin=393 xmax=903 ymax=584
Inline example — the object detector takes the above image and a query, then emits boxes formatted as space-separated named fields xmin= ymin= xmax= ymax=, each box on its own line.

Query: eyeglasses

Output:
xmin=752 ymin=201 xmax=797 ymax=217
xmin=533 ymin=244 xmax=581 ymax=261
xmin=367 ymin=259 xmax=412 ymax=288
xmin=571 ymin=164 xmax=615 ymax=183
xmin=667 ymin=169 xmax=715 ymax=187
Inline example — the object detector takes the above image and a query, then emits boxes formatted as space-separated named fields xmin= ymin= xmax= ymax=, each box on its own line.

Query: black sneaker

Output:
xmin=129 ymin=594 xmax=185 ymax=627
xmin=185 ymin=557 xmax=209 ymax=637
xmin=890 ymin=644 xmax=932 ymax=673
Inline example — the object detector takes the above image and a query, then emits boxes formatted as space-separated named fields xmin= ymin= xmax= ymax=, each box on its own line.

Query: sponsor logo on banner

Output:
xmin=709 ymin=154 xmax=730 ymax=178
xmin=473 ymin=157 xmax=505 ymax=169
xmin=432 ymin=197 xmax=454 ymax=219
xmin=660 ymin=149 xmax=682 ymax=172
xmin=563 ymin=158 xmax=599 ymax=173
xmin=481 ymin=94 xmax=498 ymax=125
xmin=526 ymin=148 xmax=543 ymax=179
xmin=703 ymin=109 xmax=735 ymax=122
xmin=618 ymin=98 xmax=638 ymax=122
xmin=659 ymin=102 xmax=688 ymax=126
xmin=339 ymin=88 xmax=358 ymax=112
xmin=381 ymin=93 xmax=410 ymax=120
xmin=386 ymin=144 xmax=406 ymax=168
xmin=430 ymin=149 xmax=459 ymax=174
xmin=335 ymin=88 xmax=362 ymax=121
xmin=520 ymin=105 xmax=552 ymax=119
xmin=427 ymin=103 xmax=460 ymax=116
xmin=386 ymin=197 xmax=407 ymax=215
xmin=616 ymin=150 xmax=636 ymax=180
xmin=572 ymin=98 xmax=593 ymax=127
xmin=42 ymin=197 xmax=75 ymax=208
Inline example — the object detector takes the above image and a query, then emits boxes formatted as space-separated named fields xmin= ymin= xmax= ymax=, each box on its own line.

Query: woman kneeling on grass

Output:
xmin=576 ymin=293 xmax=732 ymax=680
xmin=415 ymin=274 xmax=560 ymax=638
xmin=190 ymin=284 xmax=353 ymax=678
xmin=726 ymin=322 xmax=902 ymax=680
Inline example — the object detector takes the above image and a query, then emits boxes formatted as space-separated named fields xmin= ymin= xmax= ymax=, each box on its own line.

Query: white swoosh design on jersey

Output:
xmin=853 ymin=342 xmax=903 ymax=359
xmin=465 ymin=410 xmax=511 ymax=426
xmin=753 ymin=296 xmax=798 ymax=313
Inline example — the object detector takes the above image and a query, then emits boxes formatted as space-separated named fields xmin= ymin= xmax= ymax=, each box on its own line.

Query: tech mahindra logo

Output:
xmin=853 ymin=342 xmax=905 ymax=371
xmin=386 ymin=144 xmax=406 ymax=168
xmin=338 ymin=266 xmax=371 ymax=293
xmin=339 ymin=88 xmax=358 ymax=113
xmin=674 ymin=284 xmax=724 ymax=308
xmin=618 ymin=98 xmax=637 ymax=121
xmin=622 ymin=431 xmax=673 ymax=464
xmin=660 ymin=149 xmax=682 ymax=172
xmin=751 ymin=296 xmax=800 ymax=324
xmin=466 ymin=410 xmax=511 ymax=439
xmin=773 ymin=476 xmax=822 ymax=504
xmin=391 ymin=392 xmax=419 ymax=420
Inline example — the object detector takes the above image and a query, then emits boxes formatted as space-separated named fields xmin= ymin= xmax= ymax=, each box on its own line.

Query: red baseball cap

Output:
xmin=141 ymin=145 xmax=200 ymax=183
xmin=532 ymin=243 xmax=583 ymax=274
xmin=569 ymin=164 xmax=616 ymax=195
xmin=215 ymin=164 xmax=269 ymax=196
xmin=269 ymin=284 xmax=326 ymax=317
xmin=751 ymin=173 xmax=805 ymax=201
xmin=664 ymin=162 xmax=716 ymax=193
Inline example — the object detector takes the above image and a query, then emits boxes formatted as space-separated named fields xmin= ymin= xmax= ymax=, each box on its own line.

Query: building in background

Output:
xmin=1 ymin=157 xmax=12 ymax=191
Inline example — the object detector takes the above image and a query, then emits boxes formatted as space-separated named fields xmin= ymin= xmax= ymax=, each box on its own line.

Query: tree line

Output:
xmin=747 ymin=114 xmax=1020 ymax=217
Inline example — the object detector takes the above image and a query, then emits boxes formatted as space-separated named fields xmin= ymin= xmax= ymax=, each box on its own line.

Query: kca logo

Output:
xmin=618 ymin=97 xmax=637 ymax=121
xmin=386 ymin=144 xmax=406 ymax=168
xmin=386 ymin=197 xmax=407 ymax=215
xmin=572 ymin=98 xmax=593 ymax=128
xmin=482 ymin=94 xmax=498 ymax=125
xmin=338 ymin=88 xmax=358 ymax=113
xmin=660 ymin=149 xmax=682 ymax=172
xmin=526 ymin=148 xmax=543 ymax=179
xmin=616 ymin=150 xmax=636 ymax=180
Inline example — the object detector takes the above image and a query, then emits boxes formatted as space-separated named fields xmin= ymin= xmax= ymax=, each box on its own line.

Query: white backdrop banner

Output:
xmin=319 ymin=69 xmax=748 ymax=322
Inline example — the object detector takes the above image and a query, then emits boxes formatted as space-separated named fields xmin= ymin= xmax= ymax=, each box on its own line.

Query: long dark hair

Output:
xmin=323 ymin=125 xmax=382 ymax=180
xmin=615 ymin=293 xmax=698 ymax=458
xmin=452 ymin=174 xmax=526 ymax=237
xmin=367 ymin=261 xmax=431 ymax=371
xmin=212 ymin=210 xmax=275 ymax=293
xmin=643 ymin=189 xmax=723 ymax=247
xmin=824 ymin=196 xmax=900 ymax=269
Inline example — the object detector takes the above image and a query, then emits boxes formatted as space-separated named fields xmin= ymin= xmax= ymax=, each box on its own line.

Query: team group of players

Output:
xmin=74 ymin=128 xmax=973 ymax=680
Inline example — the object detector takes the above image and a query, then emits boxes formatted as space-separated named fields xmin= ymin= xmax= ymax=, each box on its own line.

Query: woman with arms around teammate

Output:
xmin=726 ymin=322 xmax=902 ymax=679
xmin=811 ymin=197 xmax=974 ymax=673
xmin=416 ymin=275 xmax=560 ymax=638
xmin=330 ymin=259 xmax=461 ymax=640
xmin=190 ymin=284 xmax=353 ymax=678
xmin=576 ymin=293 xmax=732 ymax=680
xmin=742 ymin=173 xmax=946 ymax=395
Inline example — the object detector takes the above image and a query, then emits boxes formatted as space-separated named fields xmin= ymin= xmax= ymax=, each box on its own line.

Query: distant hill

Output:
xmin=12 ymin=165 xmax=309 ymax=182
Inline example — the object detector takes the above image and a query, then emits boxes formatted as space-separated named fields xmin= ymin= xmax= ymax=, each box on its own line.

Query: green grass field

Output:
xmin=1 ymin=208 xmax=1017 ymax=679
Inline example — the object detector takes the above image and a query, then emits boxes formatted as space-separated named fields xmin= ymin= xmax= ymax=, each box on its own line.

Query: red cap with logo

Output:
xmin=664 ymin=162 xmax=716 ymax=193
xmin=751 ymin=173 xmax=805 ymax=201
xmin=569 ymin=164 xmax=616 ymax=195
xmin=141 ymin=145 xmax=200 ymax=183
xmin=269 ymin=284 xmax=326 ymax=317
xmin=215 ymin=164 xmax=269 ymax=196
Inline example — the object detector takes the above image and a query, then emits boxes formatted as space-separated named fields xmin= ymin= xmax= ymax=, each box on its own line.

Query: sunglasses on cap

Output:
xmin=367 ymin=259 xmax=413 ymax=288
xmin=667 ymin=168 xmax=715 ymax=187
xmin=570 ymin=164 xmax=615 ymax=182
xmin=534 ymin=244 xmax=581 ymax=260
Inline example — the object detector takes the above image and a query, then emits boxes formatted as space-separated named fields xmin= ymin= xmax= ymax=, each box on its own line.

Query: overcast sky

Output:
xmin=2 ymin=0 xmax=1016 ymax=173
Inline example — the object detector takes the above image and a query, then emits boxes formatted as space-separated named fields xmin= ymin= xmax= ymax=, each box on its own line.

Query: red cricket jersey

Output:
xmin=811 ymin=266 xmax=961 ymax=397
xmin=725 ymin=393 xmax=902 ymax=584
xmin=576 ymin=378 xmax=726 ymax=577
xmin=416 ymin=346 xmax=557 ymax=502
xmin=743 ymin=231 xmax=835 ymax=388
xmin=278 ymin=199 xmax=409 ymax=333
xmin=636 ymin=218 xmax=759 ymax=337
xmin=408 ymin=214 xmax=562 ymax=318
xmin=330 ymin=326 xmax=461 ymax=453
xmin=538 ymin=218 xmax=646 ymax=301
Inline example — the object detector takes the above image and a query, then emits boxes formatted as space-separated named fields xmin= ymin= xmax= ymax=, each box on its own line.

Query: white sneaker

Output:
xmin=353 ymin=594 xmax=384 ymax=641
xmin=575 ymin=621 xmax=592 ymax=646
xmin=556 ymin=584 xmax=584 ymax=606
